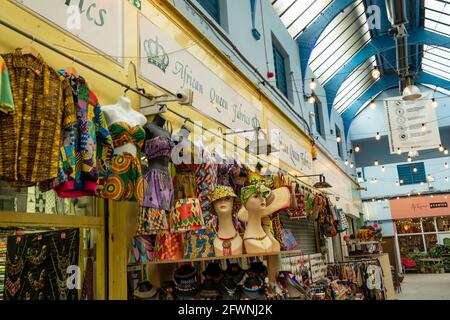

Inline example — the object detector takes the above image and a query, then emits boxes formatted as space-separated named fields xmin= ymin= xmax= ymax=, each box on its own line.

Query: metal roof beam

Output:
xmin=325 ymin=29 xmax=450 ymax=120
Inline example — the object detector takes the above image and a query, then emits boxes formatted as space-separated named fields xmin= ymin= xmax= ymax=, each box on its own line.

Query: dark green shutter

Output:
xmin=272 ymin=45 xmax=288 ymax=98
xmin=197 ymin=0 xmax=220 ymax=24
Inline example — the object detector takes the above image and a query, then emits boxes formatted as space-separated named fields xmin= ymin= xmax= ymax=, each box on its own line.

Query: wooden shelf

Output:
xmin=139 ymin=249 xmax=306 ymax=265
xmin=345 ymin=254 xmax=384 ymax=259
xmin=346 ymin=241 xmax=383 ymax=245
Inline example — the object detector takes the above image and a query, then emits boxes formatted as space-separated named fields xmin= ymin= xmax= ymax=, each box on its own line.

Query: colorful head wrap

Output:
xmin=240 ymin=183 xmax=271 ymax=204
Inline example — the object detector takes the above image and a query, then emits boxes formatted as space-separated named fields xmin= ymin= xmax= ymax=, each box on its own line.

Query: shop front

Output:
xmin=390 ymin=195 xmax=450 ymax=273
xmin=0 ymin=0 xmax=363 ymax=301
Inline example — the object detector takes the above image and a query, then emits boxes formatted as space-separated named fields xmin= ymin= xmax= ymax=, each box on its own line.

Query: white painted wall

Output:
xmin=362 ymin=201 xmax=395 ymax=237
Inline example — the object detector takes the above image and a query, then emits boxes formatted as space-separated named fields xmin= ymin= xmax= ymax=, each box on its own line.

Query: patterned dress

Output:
xmin=101 ymin=122 xmax=145 ymax=202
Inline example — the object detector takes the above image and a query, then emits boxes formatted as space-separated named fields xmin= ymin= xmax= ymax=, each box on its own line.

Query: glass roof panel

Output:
xmin=422 ymin=45 xmax=450 ymax=81
xmin=271 ymin=0 xmax=333 ymax=39
xmin=308 ymin=1 xmax=372 ymax=85
xmin=424 ymin=0 xmax=450 ymax=36
xmin=333 ymin=56 xmax=378 ymax=114
xmin=422 ymin=84 xmax=450 ymax=96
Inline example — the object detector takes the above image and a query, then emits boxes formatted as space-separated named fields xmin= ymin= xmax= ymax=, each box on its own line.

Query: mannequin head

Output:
xmin=213 ymin=196 xmax=234 ymax=216
xmin=244 ymin=193 xmax=267 ymax=212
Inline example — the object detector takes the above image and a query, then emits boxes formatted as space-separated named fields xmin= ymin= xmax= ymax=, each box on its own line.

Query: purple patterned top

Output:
xmin=145 ymin=137 xmax=174 ymax=160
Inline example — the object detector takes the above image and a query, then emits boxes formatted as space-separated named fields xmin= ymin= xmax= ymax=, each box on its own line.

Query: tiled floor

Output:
xmin=397 ymin=273 xmax=450 ymax=300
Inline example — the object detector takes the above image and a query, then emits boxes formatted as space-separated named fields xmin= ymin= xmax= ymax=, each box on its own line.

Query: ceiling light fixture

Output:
xmin=309 ymin=78 xmax=317 ymax=90
xmin=413 ymin=167 xmax=418 ymax=173
xmin=371 ymin=66 xmax=381 ymax=79
xmin=296 ymin=174 xmax=333 ymax=189
xmin=375 ymin=132 xmax=381 ymax=141
xmin=354 ymin=145 xmax=360 ymax=153
xmin=445 ymin=162 xmax=448 ymax=169
xmin=439 ymin=144 xmax=444 ymax=152
xmin=308 ymin=95 xmax=316 ymax=104
xmin=381 ymin=165 xmax=385 ymax=172
xmin=402 ymin=77 xmax=422 ymax=101
xmin=350 ymin=162 xmax=354 ymax=168
xmin=431 ymin=98 xmax=438 ymax=108
xmin=374 ymin=160 xmax=379 ymax=166
xmin=370 ymin=100 xmax=376 ymax=110
xmin=407 ymin=156 xmax=412 ymax=162
xmin=345 ymin=159 xmax=349 ymax=166
xmin=397 ymin=147 xmax=402 ymax=155
xmin=421 ymin=123 xmax=426 ymax=132
xmin=336 ymin=136 xmax=342 ymax=143
xmin=445 ymin=148 xmax=449 ymax=155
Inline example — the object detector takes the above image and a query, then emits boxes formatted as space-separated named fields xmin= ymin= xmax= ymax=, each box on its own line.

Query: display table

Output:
xmin=141 ymin=249 xmax=307 ymax=287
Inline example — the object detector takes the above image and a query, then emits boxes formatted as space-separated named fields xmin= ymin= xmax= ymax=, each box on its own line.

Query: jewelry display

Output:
xmin=5 ymin=277 xmax=21 ymax=297
xmin=5 ymin=239 xmax=27 ymax=276
xmin=218 ymin=233 xmax=238 ymax=256
xmin=28 ymin=269 xmax=46 ymax=292
xmin=51 ymin=231 xmax=78 ymax=300
xmin=27 ymin=245 xmax=47 ymax=266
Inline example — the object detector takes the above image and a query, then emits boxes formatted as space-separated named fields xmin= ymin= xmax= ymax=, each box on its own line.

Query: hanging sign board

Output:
xmin=12 ymin=0 xmax=124 ymax=64
xmin=385 ymin=93 xmax=441 ymax=154
xmin=139 ymin=15 xmax=262 ymax=134
xmin=268 ymin=120 xmax=313 ymax=174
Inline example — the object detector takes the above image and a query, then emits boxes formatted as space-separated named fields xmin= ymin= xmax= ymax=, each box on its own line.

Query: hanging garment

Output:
xmin=0 ymin=56 xmax=14 ymax=114
xmin=366 ymin=264 xmax=383 ymax=291
xmin=40 ymin=72 xmax=114 ymax=197
xmin=142 ymin=137 xmax=174 ymax=210
xmin=102 ymin=122 xmax=145 ymax=202
xmin=0 ymin=49 xmax=76 ymax=187
xmin=195 ymin=147 xmax=218 ymax=225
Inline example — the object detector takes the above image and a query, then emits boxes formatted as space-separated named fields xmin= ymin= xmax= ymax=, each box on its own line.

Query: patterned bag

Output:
xmin=155 ymin=232 xmax=184 ymax=260
xmin=170 ymin=198 xmax=205 ymax=232
xmin=271 ymin=212 xmax=283 ymax=244
xmin=280 ymin=229 xmax=298 ymax=251
xmin=183 ymin=227 xmax=215 ymax=259
xmin=128 ymin=235 xmax=157 ymax=264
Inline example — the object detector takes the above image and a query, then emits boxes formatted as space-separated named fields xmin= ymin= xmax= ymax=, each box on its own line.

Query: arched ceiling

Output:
xmin=271 ymin=0 xmax=450 ymax=133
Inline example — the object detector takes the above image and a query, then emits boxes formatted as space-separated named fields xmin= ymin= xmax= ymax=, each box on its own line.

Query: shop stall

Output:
xmin=0 ymin=0 xmax=360 ymax=300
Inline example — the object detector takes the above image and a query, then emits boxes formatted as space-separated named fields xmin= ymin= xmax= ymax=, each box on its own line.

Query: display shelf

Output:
xmin=345 ymin=253 xmax=384 ymax=259
xmin=346 ymin=240 xmax=384 ymax=245
xmin=139 ymin=249 xmax=306 ymax=265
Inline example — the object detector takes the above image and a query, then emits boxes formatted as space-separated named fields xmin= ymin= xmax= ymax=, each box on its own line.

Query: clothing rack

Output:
xmin=0 ymin=19 xmax=326 ymax=196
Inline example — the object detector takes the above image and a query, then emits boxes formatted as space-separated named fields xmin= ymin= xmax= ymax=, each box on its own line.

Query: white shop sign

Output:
xmin=139 ymin=15 xmax=262 ymax=132
xmin=385 ymin=93 xmax=441 ymax=153
xmin=12 ymin=0 xmax=124 ymax=64
xmin=268 ymin=120 xmax=313 ymax=174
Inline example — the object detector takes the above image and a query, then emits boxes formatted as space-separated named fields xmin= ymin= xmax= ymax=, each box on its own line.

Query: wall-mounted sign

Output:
xmin=139 ymin=15 xmax=262 ymax=133
xmin=268 ymin=120 xmax=313 ymax=174
xmin=389 ymin=195 xmax=450 ymax=219
xmin=430 ymin=202 xmax=448 ymax=209
xmin=12 ymin=0 xmax=124 ymax=64
xmin=385 ymin=93 xmax=441 ymax=154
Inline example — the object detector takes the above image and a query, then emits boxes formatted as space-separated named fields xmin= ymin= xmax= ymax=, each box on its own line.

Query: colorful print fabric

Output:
xmin=183 ymin=227 xmax=216 ymax=259
xmin=142 ymin=168 xmax=173 ymax=210
xmin=42 ymin=72 xmax=114 ymax=197
xmin=102 ymin=153 xmax=144 ymax=202
xmin=170 ymin=198 xmax=205 ymax=232
xmin=155 ymin=232 xmax=183 ymax=261
xmin=0 ymin=49 xmax=76 ymax=187
xmin=0 ymin=56 xmax=14 ymax=114
xmin=137 ymin=207 xmax=169 ymax=235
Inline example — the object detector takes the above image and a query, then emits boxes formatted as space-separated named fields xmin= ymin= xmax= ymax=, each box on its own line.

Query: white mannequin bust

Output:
xmin=213 ymin=197 xmax=243 ymax=256
xmin=242 ymin=194 xmax=274 ymax=254
xmin=239 ymin=187 xmax=290 ymax=254
xmin=102 ymin=96 xmax=147 ymax=157
xmin=262 ymin=216 xmax=281 ymax=252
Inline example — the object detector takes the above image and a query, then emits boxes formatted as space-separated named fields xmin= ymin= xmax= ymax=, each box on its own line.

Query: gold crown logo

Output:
xmin=144 ymin=37 xmax=169 ymax=73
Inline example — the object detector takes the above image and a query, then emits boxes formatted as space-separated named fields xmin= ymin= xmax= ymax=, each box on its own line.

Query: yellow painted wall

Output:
xmin=0 ymin=0 xmax=359 ymax=299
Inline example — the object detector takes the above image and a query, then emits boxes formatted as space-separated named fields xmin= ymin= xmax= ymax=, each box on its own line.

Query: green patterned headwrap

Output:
xmin=240 ymin=183 xmax=271 ymax=204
